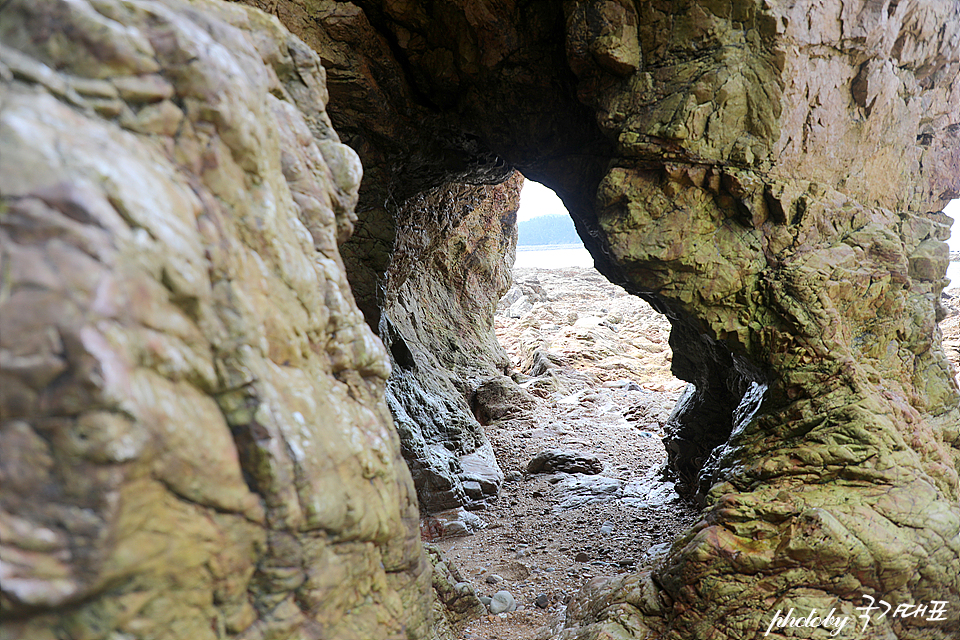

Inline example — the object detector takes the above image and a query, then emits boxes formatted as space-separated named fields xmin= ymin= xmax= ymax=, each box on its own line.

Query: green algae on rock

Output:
xmin=0 ymin=1 xmax=436 ymax=638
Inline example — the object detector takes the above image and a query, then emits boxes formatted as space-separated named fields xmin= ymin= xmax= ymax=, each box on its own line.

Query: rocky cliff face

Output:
xmin=248 ymin=0 xmax=960 ymax=638
xmin=3 ymin=1 xmax=959 ymax=639
xmin=381 ymin=175 xmax=523 ymax=512
xmin=0 ymin=1 xmax=434 ymax=638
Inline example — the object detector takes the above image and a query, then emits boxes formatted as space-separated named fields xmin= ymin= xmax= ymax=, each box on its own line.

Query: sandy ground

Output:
xmin=437 ymin=268 xmax=700 ymax=640
xmin=435 ymin=268 xmax=960 ymax=640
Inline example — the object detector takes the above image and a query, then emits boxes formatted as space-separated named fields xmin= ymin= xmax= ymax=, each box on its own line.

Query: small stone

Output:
xmin=479 ymin=595 xmax=492 ymax=606
xmin=534 ymin=593 xmax=550 ymax=609
xmin=637 ymin=431 xmax=656 ymax=438
xmin=454 ymin=581 xmax=476 ymax=595
xmin=485 ymin=574 xmax=503 ymax=584
xmin=617 ymin=557 xmax=635 ymax=567
xmin=600 ymin=523 xmax=613 ymax=535
xmin=527 ymin=449 xmax=603 ymax=475
xmin=504 ymin=471 xmax=522 ymax=482
xmin=489 ymin=590 xmax=517 ymax=614
xmin=574 ymin=552 xmax=591 ymax=562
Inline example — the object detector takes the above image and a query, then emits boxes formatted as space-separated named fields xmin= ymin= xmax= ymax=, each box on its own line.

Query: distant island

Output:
xmin=517 ymin=214 xmax=582 ymax=246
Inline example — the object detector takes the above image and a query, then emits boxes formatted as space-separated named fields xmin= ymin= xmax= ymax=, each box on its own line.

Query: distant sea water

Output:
xmin=514 ymin=244 xmax=593 ymax=269
xmin=516 ymin=245 xmax=960 ymax=290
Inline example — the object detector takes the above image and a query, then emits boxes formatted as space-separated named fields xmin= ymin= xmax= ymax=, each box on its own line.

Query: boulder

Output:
xmin=489 ymin=590 xmax=518 ymax=615
xmin=527 ymin=449 xmax=604 ymax=475
xmin=471 ymin=375 xmax=536 ymax=425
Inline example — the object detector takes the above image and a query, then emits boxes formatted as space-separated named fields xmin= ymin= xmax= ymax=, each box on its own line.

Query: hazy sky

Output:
xmin=517 ymin=180 xmax=566 ymax=221
xmin=518 ymin=180 xmax=960 ymax=252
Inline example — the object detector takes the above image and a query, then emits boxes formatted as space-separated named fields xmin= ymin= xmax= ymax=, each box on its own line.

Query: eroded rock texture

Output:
xmin=0 ymin=1 xmax=435 ymax=638
xmin=245 ymin=0 xmax=960 ymax=638
xmin=236 ymin=1 xmax=533 ymax=513
xmin=566 ymin=2 xmax=960 ymax=637
xmin=382 ymin=176 xmax=523 ymax=512
xmin=3 ymin=0 xmax=960 ymax=639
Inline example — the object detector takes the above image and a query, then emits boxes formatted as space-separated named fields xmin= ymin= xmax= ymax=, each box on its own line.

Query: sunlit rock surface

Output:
xmin=0 ymin=1 xmax=435 ymax=638
xmin=248 ymin=1 xmax=960 ymax=637
xmin=2 ymin=0 xmax=959 ymax=638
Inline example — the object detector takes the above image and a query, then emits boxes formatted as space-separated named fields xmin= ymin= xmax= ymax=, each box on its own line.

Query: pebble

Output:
xmin=479 ymin=595 xmax=492 ymax=606
xmin=534 ymin=593 xmax=550 ymax=609
xmin=454 ymin=581 xmax=476 ymax=595
xmin=574 ymin=552 xmax=591 ymax=562
xmin=602 ymin=379 xmax=629 ymax=388
xmin=489 ymin=590 xmax=517 ymax=614
xmin=485 ymin=574 xmax=503 ymax=584
xmin=600 ymin=522 xmax=614 ymax=535
xmin=617 ymin=557 xmax=636 ymax=567
xmin=637 ymin=430 xmax=656 ymax=438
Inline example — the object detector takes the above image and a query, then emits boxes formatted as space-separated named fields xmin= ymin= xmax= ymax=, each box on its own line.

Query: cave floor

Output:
xmin=435 ymin=267 xmax=703 ymax=640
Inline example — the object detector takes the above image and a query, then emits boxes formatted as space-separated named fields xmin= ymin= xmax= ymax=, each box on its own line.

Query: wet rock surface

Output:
xmin=0 ymin=2 xmax=435 ymax=638
xmin=433 ymin=266 xmax=699 ymax=640
xmin=381 ymin=175 xmax=523 ymax=513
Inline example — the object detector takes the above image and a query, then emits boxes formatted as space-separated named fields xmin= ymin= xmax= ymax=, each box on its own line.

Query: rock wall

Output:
xmin=246 ymin=1 xmax=959 ymax=638
xmin=4 ymin=1 xmax=959 ymax=639
xmin=560 ymin=2 xmax=960 ymax=636
xmin=0 ymin=1 xmax=435 ymax=638
xmin=239 ymin=0 xmax=531 ymax=513
xmin=382 ymin=175 xmax=523 ymax=512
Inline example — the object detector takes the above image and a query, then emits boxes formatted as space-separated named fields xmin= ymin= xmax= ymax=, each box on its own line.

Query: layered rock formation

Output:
xmin=250 ymin=1 xmax=960 ymax=638
xmin=0 ymin=1 xmax=435 ymax=638
xmin=3 ymin=0 xmax=959 ymax=639
xmin=381 ymin=176 xmax=523 ymax=512
xmin=561 ymin=3 xmax=960 ymax=636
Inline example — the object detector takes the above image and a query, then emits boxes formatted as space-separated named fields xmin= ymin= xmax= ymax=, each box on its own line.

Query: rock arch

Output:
xmin=1 ymin=0 xmax=958 ymax=639
xmin=272 ymin=1 xmax=960 ymax=637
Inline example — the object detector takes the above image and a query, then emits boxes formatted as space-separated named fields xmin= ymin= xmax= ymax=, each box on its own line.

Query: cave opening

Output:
xmin=415 ymin=178 xmax=702 ymax=637
xmin=495 ymin=177 xmax=693 ymax=511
